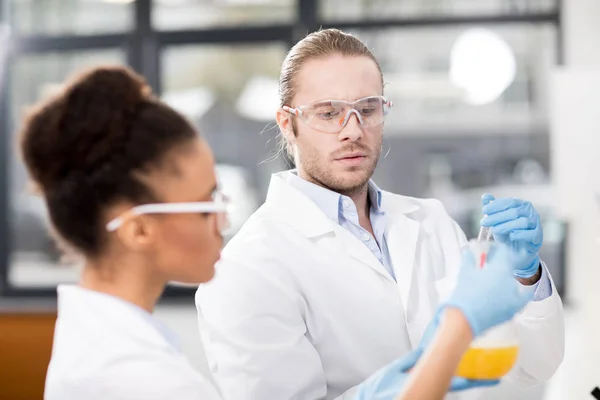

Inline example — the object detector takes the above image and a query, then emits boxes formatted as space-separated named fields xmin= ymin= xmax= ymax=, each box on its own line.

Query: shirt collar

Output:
xmin=368 ymin=180 xmax=384 ymax=214
xmin=287 ymin=171 xmax=384 ymax=222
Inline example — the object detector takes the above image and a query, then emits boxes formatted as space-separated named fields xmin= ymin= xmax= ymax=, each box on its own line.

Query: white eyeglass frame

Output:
xmin=106 ymin=199 xmax=230 ymax=232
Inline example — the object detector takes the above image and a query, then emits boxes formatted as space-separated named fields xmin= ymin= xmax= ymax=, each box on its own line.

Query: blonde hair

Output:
xmin=279 ymin=28 xmax=383 ymax=107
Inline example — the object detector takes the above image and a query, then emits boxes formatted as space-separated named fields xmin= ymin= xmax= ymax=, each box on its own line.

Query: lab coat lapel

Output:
xmin=382 ymin=194 xmax=421 ymax=313
xmin=335 ymin=225 xmax=396 ymax=283
xmin=266 ymin=172 xmax=398 ymax=282
xmin=265 ymin=172 xmax=337 ymax=238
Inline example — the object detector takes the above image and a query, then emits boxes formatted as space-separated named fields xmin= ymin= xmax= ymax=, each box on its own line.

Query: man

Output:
xmin=195 ymin=28 xmax=565 ymax=400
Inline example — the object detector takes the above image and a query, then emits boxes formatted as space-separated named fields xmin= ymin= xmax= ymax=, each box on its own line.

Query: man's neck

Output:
xmin=345 ymin=185 xmax=376 ymax=238
xmin=344 ymin=185 xmax=370 ymax=221
xmin=295 ymin=169 xmax=372 ymax=220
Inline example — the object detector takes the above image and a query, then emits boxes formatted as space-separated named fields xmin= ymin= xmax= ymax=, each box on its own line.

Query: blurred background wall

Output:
xmin=0 ymin=0 xmax=597 ymax=399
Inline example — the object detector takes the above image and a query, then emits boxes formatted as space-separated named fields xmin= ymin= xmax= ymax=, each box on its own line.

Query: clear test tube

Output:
xmin=477 ymin=224 xmax=493 ymax=242
xmin=475 ymin=217 xmax=493 ymax=267
xmin=478 ymin=198 xmax=494 ymax=243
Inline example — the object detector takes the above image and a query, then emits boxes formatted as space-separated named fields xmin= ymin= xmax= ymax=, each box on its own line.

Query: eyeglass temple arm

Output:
xmin=282 ymin=105 xmax=301 ymax=116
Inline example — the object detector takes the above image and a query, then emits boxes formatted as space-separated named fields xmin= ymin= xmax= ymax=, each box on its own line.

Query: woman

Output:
xmin=24 ymin=66 xmax=226 ymax=400
xmin=19 ymin=65 xmax=529 ymax=400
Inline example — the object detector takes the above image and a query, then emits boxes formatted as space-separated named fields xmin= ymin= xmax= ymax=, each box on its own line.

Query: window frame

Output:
xmin=0 ymin=0 xmax=563 ymax=300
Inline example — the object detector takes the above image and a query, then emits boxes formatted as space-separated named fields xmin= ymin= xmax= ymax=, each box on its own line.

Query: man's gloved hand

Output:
xmin=354 ymin=347 xmax=497 ymax=400
xmin=481 ymin=194 xmax=543 ymax=278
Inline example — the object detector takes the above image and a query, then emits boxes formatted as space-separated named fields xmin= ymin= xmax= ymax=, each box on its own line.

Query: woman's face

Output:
xmin=143 ymin=138 xmax=224 ymax=284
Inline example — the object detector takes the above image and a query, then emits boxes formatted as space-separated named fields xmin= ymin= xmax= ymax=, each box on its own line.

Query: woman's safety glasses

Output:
xmin=106 ymin=190 xmax=231 ymax=235
xmin=282 ymin=95 xmax=393 ymax=134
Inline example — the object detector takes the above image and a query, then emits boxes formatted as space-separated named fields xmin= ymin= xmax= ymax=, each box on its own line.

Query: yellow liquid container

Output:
xmin=455 ymin=321 xmax=519 ymax=379
xmin=456 ymin=240 xmax=520 ymax=380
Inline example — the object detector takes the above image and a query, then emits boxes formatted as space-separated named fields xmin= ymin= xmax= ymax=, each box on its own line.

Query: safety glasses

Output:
xmin=106 ymin=191 xmax=231 ymax=235
xmin=282 ymin=95 xmax=393 ymax=134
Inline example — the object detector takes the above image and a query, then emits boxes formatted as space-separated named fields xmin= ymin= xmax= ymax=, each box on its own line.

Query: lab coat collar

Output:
xmin=57 ymin=285 xmax=176 ymax=352
xmin=266 ymin=171 xmax=335 ymax=238
xmin=266 ymin=171 xmax=420 ymax=235
xmin=284 ymin=171 xmax=386 ymax=222
xmin=266 ymin=171 xmax=421 ymax=289
xmin=285 ymin=171 xmax=343 ymax=223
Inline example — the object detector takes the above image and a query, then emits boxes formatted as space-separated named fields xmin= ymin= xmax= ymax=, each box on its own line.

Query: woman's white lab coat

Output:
xmin=44 ymin=285 xmax=221 ymax=400
xmin=196 ymin=171 xmax=565 ymax=400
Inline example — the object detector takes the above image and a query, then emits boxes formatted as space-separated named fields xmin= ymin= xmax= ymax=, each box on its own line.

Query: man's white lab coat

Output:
xmin=196 ymin=171 xmax=565 ymax=400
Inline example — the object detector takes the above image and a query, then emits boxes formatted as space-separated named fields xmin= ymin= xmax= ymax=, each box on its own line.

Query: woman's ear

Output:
xmin=117 ymin=215 xmax=156 ymax=252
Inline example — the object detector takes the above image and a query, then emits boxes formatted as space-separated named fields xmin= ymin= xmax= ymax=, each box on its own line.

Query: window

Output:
xmin=0 ymin=0 xmax=564 ymax=299
xmin=420 ymin=56 xmax=459 ymax=112
xmin=7 ymin=0 xmax=133 ymax=35
xmin=347 ymin=24 xmax=556 ymax=135
xmin=501 ymin=60 xmax=533 ymax=105
xmin=152 ymin=0 xmax=296 ymax=31
xmin=161 ymin=43 xmax=289 ymax=237
xmin=320 ymin=0 xmax=557 ymax=21
xmin=8 ymin=49 xmax=125 ymax=287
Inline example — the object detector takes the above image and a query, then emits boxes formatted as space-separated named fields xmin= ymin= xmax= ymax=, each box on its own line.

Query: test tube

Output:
xmin=475 ymin=224 xmax=491 ymax=268
xmin=476 ymin=217 xmax=493 ymax=267
xmin=477 ymin=224 xmax=493 ymax=242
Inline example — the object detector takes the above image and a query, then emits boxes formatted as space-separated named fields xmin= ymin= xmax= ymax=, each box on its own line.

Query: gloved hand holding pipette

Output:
xmin=480 ymin=193 xmax=543 ymax=279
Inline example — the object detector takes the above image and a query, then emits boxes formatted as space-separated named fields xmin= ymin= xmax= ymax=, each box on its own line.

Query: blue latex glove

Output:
xmin=481 ymin=194 xmax=543 ymax=278
xmin=444 ymin=242 xmax=534 ymax=337
xmin=353 ymin=349 xmax=421 ymax=400
xmin=417 ymin=307 xmax=500 ymax=388
xmin=354 ymin=348 xmax=497 ymax=400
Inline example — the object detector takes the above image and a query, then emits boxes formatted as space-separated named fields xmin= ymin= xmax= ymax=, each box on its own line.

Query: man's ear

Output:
xmin=276 ymin=108 xmax=295 ymax=143
xmin=276 ymin=109 xmax=297 ymax=161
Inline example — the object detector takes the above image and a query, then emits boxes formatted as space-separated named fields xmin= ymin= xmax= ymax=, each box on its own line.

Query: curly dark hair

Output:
xmin=19 ymin=65 xmax=197 ymax=257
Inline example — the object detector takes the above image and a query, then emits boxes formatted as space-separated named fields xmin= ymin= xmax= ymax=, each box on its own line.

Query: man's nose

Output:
xmin=338 ymin=110 xmax=364 ymax=142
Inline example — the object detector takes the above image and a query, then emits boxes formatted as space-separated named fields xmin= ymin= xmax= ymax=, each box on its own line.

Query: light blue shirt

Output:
xmin=288 ymin=172 xmax=396 ymax=280
xmin=288 ymin=172 xmax=552 ymax=301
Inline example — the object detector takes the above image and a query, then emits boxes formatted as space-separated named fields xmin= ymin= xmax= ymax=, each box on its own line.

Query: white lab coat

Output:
xmin=196 ymin=171 xmax=565 ymax=400
xmin=45 ymin=285 xmax=221 ymax=400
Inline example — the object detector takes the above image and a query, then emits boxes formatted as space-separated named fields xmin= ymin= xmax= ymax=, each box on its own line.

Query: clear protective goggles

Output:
xmin=106 ymin=190 xmax=231 ymax=235
xmin=282 ymin=95 xmax=393 ymax=134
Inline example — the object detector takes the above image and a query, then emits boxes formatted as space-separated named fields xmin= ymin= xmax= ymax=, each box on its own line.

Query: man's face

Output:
xmin=278 ymin=54 xmax=384 ymax=196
